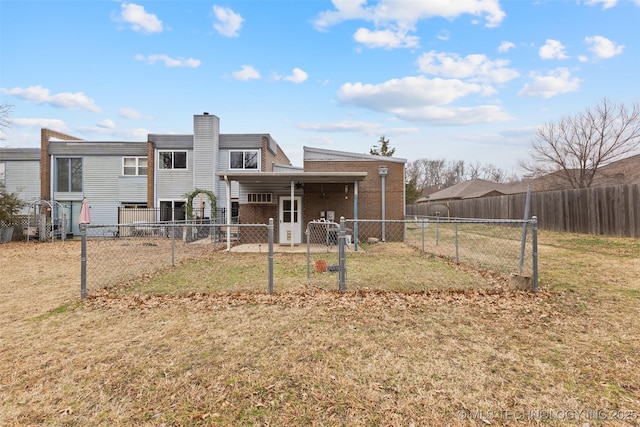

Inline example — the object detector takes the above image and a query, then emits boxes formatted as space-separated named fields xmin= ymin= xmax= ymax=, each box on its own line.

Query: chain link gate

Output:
xmin=305 ymin=219 xmax=346 ymax=291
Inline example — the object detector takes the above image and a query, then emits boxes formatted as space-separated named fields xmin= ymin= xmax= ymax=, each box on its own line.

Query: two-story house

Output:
xmin=1 ymin=112 xmax=407 ymax=243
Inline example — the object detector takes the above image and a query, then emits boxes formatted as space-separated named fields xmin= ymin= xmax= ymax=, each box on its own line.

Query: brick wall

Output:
xmin=238 ymin=203 xmax=276 ymax=243
xmin=303 ymin=159 xmax=405 ymax=221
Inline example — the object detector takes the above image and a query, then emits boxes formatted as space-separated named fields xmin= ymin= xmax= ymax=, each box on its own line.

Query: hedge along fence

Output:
xmin=408 ymin=183 xmax=640 ymax=238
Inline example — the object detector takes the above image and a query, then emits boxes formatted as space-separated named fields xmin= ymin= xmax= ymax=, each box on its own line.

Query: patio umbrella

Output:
xmin=78 ymin=198 xmax=91 ymax=225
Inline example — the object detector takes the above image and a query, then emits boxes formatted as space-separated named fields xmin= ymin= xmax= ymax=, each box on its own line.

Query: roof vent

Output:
xmin=203 ymin=112 xmax=209 ymax=115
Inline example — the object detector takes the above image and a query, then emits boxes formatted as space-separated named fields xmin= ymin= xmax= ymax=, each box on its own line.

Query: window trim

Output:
xmin=122 ymin=156 xmax=148 ymax=176
xmin=229 ymin=149 xmax=260 ymax=171
xmin=158 ymin=150 xmax=188 ymax=170
xmin=0 ymin=162 xmax=5 ymax=187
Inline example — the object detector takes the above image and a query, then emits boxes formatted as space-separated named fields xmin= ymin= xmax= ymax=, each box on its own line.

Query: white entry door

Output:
xmin=279 ymin=196 xmax=302 ymax=244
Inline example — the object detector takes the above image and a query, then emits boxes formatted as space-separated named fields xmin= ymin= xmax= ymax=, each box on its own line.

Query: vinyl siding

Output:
xmin=155 ymin=149 xmax=194 ymax=200
xmin=4 ymin=160 xmax=40 ymax=213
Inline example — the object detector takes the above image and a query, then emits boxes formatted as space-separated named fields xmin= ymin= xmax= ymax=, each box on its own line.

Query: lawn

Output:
xmin=0 ymin=231 xmax=638 ymax=426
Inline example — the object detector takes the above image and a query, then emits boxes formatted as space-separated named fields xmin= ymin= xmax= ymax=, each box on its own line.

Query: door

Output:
xmin=279 ymin=196 xmax=302 ymax=244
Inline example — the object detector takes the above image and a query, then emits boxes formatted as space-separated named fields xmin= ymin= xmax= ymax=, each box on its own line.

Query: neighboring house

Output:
xmin=1 ymin=113 xmax=407 ymax=243
xmin=417 ymin=179 xmax=510 ymax=203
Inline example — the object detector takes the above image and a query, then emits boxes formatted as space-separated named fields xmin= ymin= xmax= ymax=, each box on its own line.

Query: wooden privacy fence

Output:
xmin=407 ymin=183 xmax=640 ymax=237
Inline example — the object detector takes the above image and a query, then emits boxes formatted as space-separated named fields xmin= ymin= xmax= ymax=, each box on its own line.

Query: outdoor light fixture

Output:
xmin=378 ymin=166 xmax=388 ymax=177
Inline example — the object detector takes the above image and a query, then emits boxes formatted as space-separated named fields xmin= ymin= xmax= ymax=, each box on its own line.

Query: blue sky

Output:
xmin=1 ymin=0 xmax=639 ymax=173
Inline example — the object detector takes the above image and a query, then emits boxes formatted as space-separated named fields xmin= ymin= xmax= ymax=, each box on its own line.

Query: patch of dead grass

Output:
xmin=0 ymin=235 xmax=639 ymax=426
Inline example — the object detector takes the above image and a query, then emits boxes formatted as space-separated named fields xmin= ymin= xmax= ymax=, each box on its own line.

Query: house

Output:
xmin=1 ymin=113 xmax=407 ymax=243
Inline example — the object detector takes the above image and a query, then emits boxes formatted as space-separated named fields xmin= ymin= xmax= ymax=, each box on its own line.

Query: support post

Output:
xmin=339 ymin=216 xmax=346 ymax=292
xmin=532 ymin=216 xmax=539 ymax=292
xmin=519 ymin=184 xmax=532 ymax=274
xmin=268 ymin=218 xmax=274 ymax=294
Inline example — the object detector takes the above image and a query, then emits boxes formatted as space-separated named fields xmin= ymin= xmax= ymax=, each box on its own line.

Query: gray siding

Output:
xmin=219 ymin=134 xmax=263 ymax=149
xmin=118 ymin=176 xmax=147 ymax=202
xmin=155 ymin=149 xmax=194 ymax=200
xmin=4 ymin=160 xmax=40 ymax=213
xmin=193 ymin=114 xmax=219 ymax=190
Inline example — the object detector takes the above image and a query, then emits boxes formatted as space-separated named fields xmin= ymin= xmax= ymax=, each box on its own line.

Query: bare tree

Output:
xmin=522 ymin=99 xmax=640 ymax=188
xmin=0 ymin=103 xmax=12 ymax=140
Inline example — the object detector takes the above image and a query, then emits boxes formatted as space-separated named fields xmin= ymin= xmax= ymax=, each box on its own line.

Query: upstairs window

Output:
xmin=56 ymin=158 xmax=83 ymax=192
xmin=159 ymin=151 xmax=187 ymax=170
xmin=123 ymin=157 xmax=148 ymax=176
xmin=0 ymin=162 xmax=5 ymax=186
xmin=230 ymin=150 xmax=259 ymax=170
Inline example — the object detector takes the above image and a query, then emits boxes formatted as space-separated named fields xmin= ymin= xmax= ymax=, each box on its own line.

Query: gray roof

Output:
xmin=425 ymin=179 xmax=509 ymax=201
xmin=0 ymin=148 xmax=41 ymax=161
xmin=304 ymin=146 xmax=407 ymax=164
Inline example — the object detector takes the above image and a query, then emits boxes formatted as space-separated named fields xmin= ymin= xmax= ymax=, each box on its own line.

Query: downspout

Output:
xmin=224 ymin=175 xmax=231 ymax=251
xmin=290 ymin=180 xmax=295 ymax=248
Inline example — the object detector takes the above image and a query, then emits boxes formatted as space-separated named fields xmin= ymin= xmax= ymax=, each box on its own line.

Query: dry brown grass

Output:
xmin=0 ymin=232 xmax=638 ymax=426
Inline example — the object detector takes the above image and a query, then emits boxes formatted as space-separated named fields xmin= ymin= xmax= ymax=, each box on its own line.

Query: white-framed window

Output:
xmin=159 ymin=151 xmax=187 ymax=170
xmin=230 ymin=150 xmax=259 ymax=170
xmin=247 ymin=193 xmax=272 ymax=203
xmin=56 ymin=157 xmax=83 ymax=192
xmin=123 ymin=157 xmax=148 ymax=176
xmin=0 ymin=162 xmax=5 ymax=187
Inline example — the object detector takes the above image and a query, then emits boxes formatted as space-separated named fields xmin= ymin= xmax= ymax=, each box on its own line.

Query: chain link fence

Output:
xmin=80 ymin=217 xmax=538 ymax=298
xmin=82 ymin=222 xmax=274 ymax=296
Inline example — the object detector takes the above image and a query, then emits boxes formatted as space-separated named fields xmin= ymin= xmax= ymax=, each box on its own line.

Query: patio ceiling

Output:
xmin=218 ymin=171 xmax=368 ymax=185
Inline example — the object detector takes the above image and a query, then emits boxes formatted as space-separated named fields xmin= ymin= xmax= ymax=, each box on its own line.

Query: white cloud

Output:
xmin=232 ymin=65 xmax=260 ymax=81
xmin=437 ymin=30 xmax=450 ymax=41
xmin=498 ymin=41 xmax=515 ymax=53
xmin=118 ymin=108 xmax=150 ymax=120
xmin=77 ymin=125 xmax=149 ymax=140
xmin=583 ymin=0 xmax=618 ymax=9
xmin=518 ymin=68 xmax=582 ymax=98
xmin=539 ymin=39 xmax=568 ymax=60
xmin=584 ymin=35 xmax=624 ymax=59
xmin=298 ymin=121 xmax=382 ymax=133
xmin=1 ymin=85 xmax=101 ymax=113
xmin=336 ymin=75 xmax=512 ymax=125
xmin=392 ymin=104 xmax=513 ymax=125
xmin=135 ymin=54 xmax=201 ymax=68
xmin=9 ymin=117 xmax=68 ymax=132
xmin=212 ymin=5 xmax=244 ymax=37
xmin=338 ymin=76 xmax=484 ymax=110
xmin=118 ymin=3 xmax=163 ymax=34
xmin=417 ymin=51 xmax=519 ymax=84
xmin=97 ymin=119 xmax=116 ymax=129
xmin=283 ymin=68 xmax=309 ymax=84
xmin=313 ymin=0 xmax=506 ymax=31
xmin=353 ymin=28 xmax=419 ymax=49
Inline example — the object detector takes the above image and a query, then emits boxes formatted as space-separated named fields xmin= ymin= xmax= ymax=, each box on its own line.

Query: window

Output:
xmin=247 ymin=193 xmax=272 ymax=203
xmin=230 ymin=150 xmax=259 ymax=170
xmin=159 ymin=151 xmax=187 ymax=170
xmin=0 ymin=162 xmax=5 ymax=186
xmin=159 ymin=200 xmax=186 ymax=222
xmin=56 ymin=158 xmax=82 ymax=192
xmin=123 ymin=157 xmax=148 ymax=176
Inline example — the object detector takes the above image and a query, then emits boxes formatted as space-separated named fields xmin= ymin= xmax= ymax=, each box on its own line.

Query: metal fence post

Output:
xmin=80 ymin=223 xmax=87 ymax=299
xmin=455 ymin=222 xmax=459 ymax=263
xmin=339 ymin=216 xmax=346 ymax=292
xmin=268 ymin=218 xmax=274 ymax=294
xmin=306 ymin=225 xmax=311 ymax=284
xmin=532 ymin=216 xmax=539 ymax=292
xmin=421 ymin=218 xmax=425 ymax=252
xmin=171 ymin=224 xmax=175 ymax=267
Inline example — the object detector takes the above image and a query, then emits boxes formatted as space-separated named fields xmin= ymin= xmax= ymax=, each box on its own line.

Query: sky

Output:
xmin=1 ymin=0 xmax=639 ymax=174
